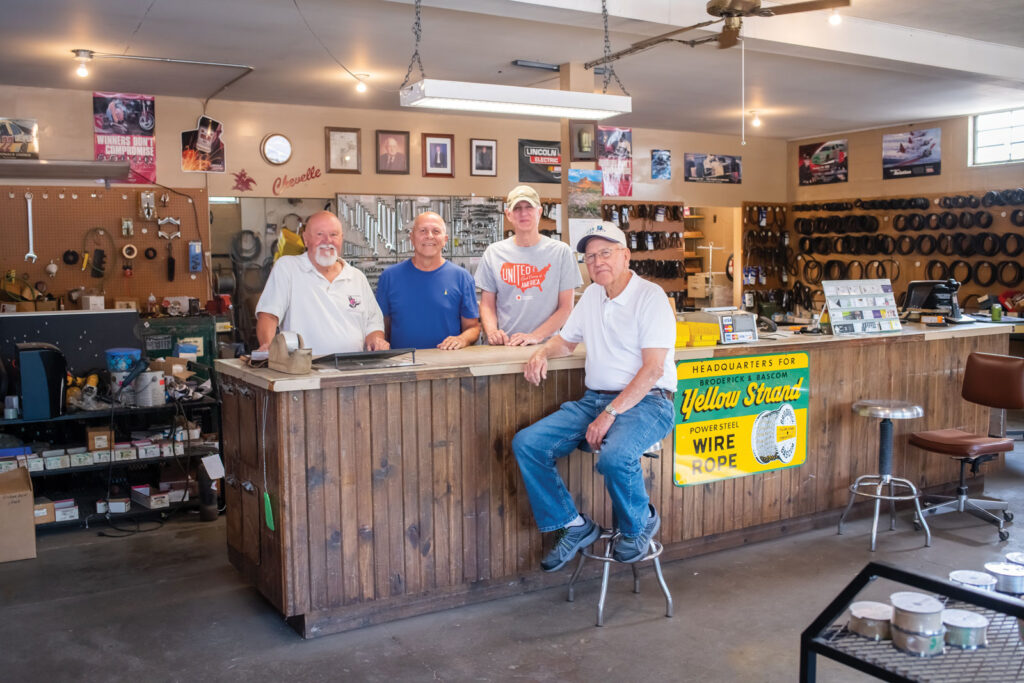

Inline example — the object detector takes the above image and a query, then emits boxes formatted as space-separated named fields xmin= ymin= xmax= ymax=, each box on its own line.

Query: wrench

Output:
xmin=24 ymin=192 xmax=37 ymax=263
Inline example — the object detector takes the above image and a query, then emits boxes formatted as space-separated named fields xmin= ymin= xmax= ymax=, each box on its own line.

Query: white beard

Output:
xmin=314 ymin=246 xmax=338 ymax=268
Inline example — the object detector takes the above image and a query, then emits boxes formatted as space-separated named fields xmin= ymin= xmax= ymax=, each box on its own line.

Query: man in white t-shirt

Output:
xmin=255 ymin=211 xmax=389 ymax=356
xmin=512 ymin=221 xmax=676 ymax=572
xmin=475 ymin=185 xmax=582 ymax=345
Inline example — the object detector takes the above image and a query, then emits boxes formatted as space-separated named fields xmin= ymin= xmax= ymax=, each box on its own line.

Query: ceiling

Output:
xmin=3 ymin=0 xmax=1024 ymax=139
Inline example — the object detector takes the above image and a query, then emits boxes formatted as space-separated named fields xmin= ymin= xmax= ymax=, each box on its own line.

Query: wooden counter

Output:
xmin=217 ymin=324 xmax=1010 ymax=637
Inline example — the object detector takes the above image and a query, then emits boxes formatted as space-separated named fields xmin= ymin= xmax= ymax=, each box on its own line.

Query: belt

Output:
xmin=592 ymin=388 xmax=675 ymax=400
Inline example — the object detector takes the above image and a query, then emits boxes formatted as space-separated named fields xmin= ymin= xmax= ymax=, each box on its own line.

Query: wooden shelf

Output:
xmin=683 ymin=231 xmax=704 ymax=239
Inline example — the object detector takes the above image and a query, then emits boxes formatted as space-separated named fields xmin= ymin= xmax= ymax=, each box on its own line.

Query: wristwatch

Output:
xmin=603 ymin=404 xmax=620 ymax=418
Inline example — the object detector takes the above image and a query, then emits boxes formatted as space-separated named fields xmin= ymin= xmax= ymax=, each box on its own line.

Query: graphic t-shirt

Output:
xmin=375 ymin=260 xmax=479 ymax=349
xmin=474 ymin=235 xmax=582 ymax=337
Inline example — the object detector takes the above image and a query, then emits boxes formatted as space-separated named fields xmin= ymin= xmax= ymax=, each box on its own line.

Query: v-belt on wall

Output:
xmin=673 ymin=352 xmax=809 ymax=486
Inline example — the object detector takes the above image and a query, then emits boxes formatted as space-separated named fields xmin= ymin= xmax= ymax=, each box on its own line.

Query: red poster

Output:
xmin=92 ymin=92 xmax=156 ymax=184
xmin=596 ymin=126 xmax=632 ymax=197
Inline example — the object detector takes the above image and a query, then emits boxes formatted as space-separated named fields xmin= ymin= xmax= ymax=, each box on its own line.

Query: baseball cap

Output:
xmin=576 ymin=221 xmax=627 ymax=253
xmin=506 ymin=185 xmax=541 ymax=209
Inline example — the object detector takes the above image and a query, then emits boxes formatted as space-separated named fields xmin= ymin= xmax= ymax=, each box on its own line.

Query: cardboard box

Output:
xmin=17 ymin=455 xmax=44 ymax=472
xmin=53 ymin=498 xmax=79 ymax=522
xmin=0 ymin=468 xmax=36 ymax=562
xmin=113 ymin=298 xmax=138 ymax=311
xmin=69 ymin=452 xmax=94 ymax=468
xmin=0 ymin=458 xmax=17 ymax=474
xmin=108 ymin=497 xmax=130 ymax=514
xmin=34 ymin=300 xmax=58 ymax=312
xmin=40 ymin=448 xmax=66 ymax=458
xmin=113 ymin=443 xmax=137 ymax=461
xmin=44 ymin=455 xmax=70 ymax=471
xmin=130 ymin=485 xmax=170 ymax=510
xmin=87 ymin=427 xmax=114 ymax=451
xmin=66 ymin=446 xmax=88 ymax=455
xmin=134 ymin=440 xmax=160 ymax=460
xmin=33 ymin=497 xmax=54 ymax=525
xmin=82 ymin=294 xmax=105 ymax=311
xmin=149 ymin=357 xmax=194 ymax=381
xmin=90 ymin=450 xmax=111 ymax=464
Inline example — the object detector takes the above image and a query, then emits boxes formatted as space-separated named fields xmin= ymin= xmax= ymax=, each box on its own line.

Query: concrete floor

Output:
xmin=3 ymin=429 xmax=1023 ymax=682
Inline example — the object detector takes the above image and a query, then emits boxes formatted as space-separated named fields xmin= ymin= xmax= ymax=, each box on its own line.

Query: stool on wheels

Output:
xmin=566 ymin=441 xmax=672 ymax=627
xmin=838 ymin=400 xmax=932 ymax=551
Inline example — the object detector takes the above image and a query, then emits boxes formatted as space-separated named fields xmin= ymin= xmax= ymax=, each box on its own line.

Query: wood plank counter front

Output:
xmin=216 ymin=323 xmax=1010 ymax=637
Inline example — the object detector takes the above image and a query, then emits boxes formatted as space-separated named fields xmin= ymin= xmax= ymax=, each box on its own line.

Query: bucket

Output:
xmin=106 ymin=347 xmax=142 ymax=372
xmin=133 ymin=371 xmax=166 ymax=407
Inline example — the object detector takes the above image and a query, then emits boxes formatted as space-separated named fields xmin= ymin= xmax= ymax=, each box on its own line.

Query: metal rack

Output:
xmin=801 ymin=561 xmax=1024 ymax=682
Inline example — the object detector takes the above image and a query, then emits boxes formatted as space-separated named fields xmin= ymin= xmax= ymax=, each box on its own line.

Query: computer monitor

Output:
xmin=901 ymin=280 xmax=945 ymax=310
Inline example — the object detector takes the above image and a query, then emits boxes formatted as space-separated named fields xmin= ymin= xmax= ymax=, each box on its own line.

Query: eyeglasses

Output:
xmin=583 ymin=247 xmax=624 ymax=264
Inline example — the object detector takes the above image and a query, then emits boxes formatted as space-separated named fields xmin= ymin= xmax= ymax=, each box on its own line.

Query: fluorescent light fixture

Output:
xmin=400 ymin=79 xmax=630 ymax=120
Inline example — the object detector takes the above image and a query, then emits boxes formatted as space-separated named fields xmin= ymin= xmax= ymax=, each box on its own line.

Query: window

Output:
xmin=971 ymin=106 xmax=1024 ymax=166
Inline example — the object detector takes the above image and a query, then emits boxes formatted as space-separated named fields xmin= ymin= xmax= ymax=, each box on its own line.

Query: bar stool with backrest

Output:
xmin=565 ymin=440 xmax=672 ymax=627
xmin=908 ymin=352 xmax=1023 ymax=542
xmin=838 ymin=400 xmax=932 ymax=551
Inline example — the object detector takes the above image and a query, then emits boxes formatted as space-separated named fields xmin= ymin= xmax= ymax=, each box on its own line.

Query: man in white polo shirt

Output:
xmin=513 ymin=221 xmax=676 ymax=571
xmin=255 ymin=211 xmax=388 ymax=355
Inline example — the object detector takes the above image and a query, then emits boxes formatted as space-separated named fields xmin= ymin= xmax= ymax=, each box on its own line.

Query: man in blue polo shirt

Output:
xmin=376 ymin=211 xmax=481 ymax=349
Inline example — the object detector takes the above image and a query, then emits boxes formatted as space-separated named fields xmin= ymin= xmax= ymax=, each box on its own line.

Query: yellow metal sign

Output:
xmin=673 ymin=352 xmax=810 ymax=486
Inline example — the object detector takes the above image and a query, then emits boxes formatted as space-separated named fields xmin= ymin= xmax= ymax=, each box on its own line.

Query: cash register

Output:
xmin=900 ymin=279 xmax=975 ymax=324
xmin=685 ymin=307 xmax=759 ymax=344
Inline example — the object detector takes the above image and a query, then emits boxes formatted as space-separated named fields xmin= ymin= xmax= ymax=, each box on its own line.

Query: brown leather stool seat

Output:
xmin=909 ymin=352 xmax=1023 ymax=543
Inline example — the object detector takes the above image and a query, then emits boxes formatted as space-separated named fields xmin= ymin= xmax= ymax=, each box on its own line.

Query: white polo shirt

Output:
xmin=559 ymin=270 xmax=676 ymax=392
xmin=256 ymin=255 xmax=384 ymax=356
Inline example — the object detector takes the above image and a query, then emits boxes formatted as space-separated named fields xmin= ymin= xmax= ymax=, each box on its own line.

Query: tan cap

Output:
xmin=506 ymin=185 xmax=541 ymax=209
xmin=577 ymin=221 xmax=627 ymax=252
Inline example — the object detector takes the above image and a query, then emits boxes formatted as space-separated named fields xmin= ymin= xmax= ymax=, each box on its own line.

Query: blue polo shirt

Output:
xmin=375 ymin=260 xmax=479 ymax=349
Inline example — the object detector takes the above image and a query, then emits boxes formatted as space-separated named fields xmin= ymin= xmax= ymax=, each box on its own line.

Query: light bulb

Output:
xmin=751 ymin=111 xmax=762 ymax=127
xmin=356 ymin=80 xmax=367 ymax=93
xmin=76 ymin=62 xmax=89 ymax=77
xmin=829 ymin=10 xmax=842 ymax=26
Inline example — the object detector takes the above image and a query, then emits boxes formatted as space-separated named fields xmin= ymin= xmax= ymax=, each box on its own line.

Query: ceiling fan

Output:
xmin=585 ymin=0 xmax=851 ymax=68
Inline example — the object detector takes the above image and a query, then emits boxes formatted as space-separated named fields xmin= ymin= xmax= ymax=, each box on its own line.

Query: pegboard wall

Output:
xmin=0 ymin=185 xmax=211 ymax=309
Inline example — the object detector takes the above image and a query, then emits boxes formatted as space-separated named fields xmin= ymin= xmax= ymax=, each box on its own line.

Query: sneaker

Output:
xmin=540 ymin=516 xmax=600 ymax=572
xmin=613 ymin=504 xmax=660 ymax=563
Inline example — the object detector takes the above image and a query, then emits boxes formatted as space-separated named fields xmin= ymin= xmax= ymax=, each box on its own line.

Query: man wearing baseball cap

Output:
xmin=512 ymin=220 xmax=677 ymax=571
xmin=475 ymin=185 xmax=582 ymax=345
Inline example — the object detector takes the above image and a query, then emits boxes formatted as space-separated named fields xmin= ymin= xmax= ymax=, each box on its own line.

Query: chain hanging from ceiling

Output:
xmin=401 ymin=0 xmax=427 ymax=89
xmin=600 ymin=0 xmax=630 ymax=96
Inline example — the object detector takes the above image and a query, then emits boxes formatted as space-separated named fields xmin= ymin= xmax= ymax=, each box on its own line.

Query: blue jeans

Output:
xmin=512 ymin=390 xmax=675 ymax=537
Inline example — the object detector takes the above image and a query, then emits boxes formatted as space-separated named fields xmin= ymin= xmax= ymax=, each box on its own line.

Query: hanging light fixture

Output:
xmin=398 ymin=0 xmax=631 ymax=119
xmin=354 ymin=74 xmax=369 ymax=93
xmin=750 ymin=110 xmax=762 ymax=127
xmin=72 ymin=49 xmax=93 ymax=77
xmin=829 ymin=9 xmax=842 ymax=25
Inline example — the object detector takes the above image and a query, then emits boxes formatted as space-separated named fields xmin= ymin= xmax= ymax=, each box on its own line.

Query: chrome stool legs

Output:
xmin=566 ymin=529 xmax=673 ymax=627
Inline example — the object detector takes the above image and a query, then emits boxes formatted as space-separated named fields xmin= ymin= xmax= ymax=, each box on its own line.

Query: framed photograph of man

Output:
xmin=569 ymin=120 xmax=597 ymax=161
xmin=470 ymin=138 xmax=497 ymax=176
xmin=422 ymin=133 xmax=454 ymax=178
xmin=376 ymin=130 xmax=410 ymax=174
xmin=325 ymin=127 xmax=360 ymax=174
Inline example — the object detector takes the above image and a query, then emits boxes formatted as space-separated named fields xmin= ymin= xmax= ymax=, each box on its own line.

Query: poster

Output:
xmin=92 ymin=92 xmax=155 ymax=184
xmin=517 ymin=139 xmax=560 ymax=183
xmin=684 ymin=153 xmax=741 ymax=184
xmin=651 ymin=149 xmax=671 ymax=180
xmin=882 ymin=127 xmax=941 ymax=179
xmin=596 ymin=125 xmax=632 ymax=196
xmin=0 ymin=117 xmax=39 ymax=159
xmin=673 ymin=352 xmax=809 ymax=487
xmin=798 ymin=139 xmax=848 ymax=185
xmin=567 ymin=168 xmax=603 ymax=219
xmin=181 ymin=115 xmax=225 ymax=173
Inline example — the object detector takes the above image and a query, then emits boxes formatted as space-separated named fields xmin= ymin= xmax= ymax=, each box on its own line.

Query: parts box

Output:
xmin=0 ymin=468 xmax=36 ymax=562
xmin=53 ymin=499 xmax=79 ymax=522
xmin=33 ymin=497 xmax=54 ymax=525
xmin=87 ymin=427 xmax=114 ymax=451
xmin=130 ymin=485 xmax=170 ymax=510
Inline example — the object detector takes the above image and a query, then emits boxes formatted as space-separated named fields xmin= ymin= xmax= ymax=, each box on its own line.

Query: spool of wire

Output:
xmin=751 ymin=403 xmax=797 ymax=465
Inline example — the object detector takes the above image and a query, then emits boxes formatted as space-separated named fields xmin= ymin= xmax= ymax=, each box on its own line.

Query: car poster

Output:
xmin=0 ymin=117 xmax=39 ymax=159
xmin=596 ymin=125 xmax=632 ymax=196
xmin=181 ymin=115 xmax=225 ymax=173
xmin=92 ymin=92 xmax=156 ymax=184
xmin=798 ymin=139 xmax=848 ymax=185
xmin=882 ymin=127 xmax=941 ymax=179
xmin=517 ymin=139 xmax=560 ymax=183
xmin=684 ymin=153 xmax=742 ymax=184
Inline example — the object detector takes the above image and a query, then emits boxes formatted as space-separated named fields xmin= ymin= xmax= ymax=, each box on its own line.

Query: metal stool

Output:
xmin=837 ymin=400 xmax=932 ymax=551
xmin=566 ymin=442 xmax=673 ymax=626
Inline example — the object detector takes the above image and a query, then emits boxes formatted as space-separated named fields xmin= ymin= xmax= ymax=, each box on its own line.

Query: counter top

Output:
xmin=215 ymin=321 xmax=1012 ymax=392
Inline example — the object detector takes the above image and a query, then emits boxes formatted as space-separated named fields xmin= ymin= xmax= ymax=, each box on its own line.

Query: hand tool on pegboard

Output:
xmin=24 ymin=192 xmax=37 ymax=263
xmin=158 ymin=216 xmax=181 ymax=281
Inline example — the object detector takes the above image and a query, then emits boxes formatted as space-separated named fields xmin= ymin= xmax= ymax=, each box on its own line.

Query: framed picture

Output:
xmin=376 ymin=130 xmax=410 ymax=174
xmin=325 ymin=127 xmax=360 ymax=174
xmin=422 ymin=133 xmax=454 ymax=177
xmin=470 ymin=138 xmax=497 ymax=176
xmin=569 ymin=120 xmax=597 ymax=161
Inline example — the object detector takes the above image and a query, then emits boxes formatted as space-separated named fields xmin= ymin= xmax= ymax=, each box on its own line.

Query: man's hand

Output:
xmin=365 ymin=332 xmax=390 ymax=351
xmin=256 ymin=342 xmax=270 ymax=352
xmin=507 ymin=332 xmax=543 ymax=346
xmin=523 ymin=347 xmax=549 ymax=386
xmin=585 ymin=411 xmax=616 ymax=452
xmin=437 ymin=335 xmax=467 ymax=350
xmin=486 ymin=328 xmax=510 ymax=346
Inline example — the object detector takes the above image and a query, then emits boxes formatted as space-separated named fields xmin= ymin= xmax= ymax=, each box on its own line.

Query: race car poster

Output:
xmin=181 ymin=115 xmax=225 ymax=173
xmin=882 ymin=127 xmax=941 ymax=179
xmin=596 ymin=125 xmax=632 ymax=196
xmin=0 ymin=117 xmax=39 ymax=159
xmin=684 ymin=153 xmax=742 ymax=184
xmin=517 ymin=139 xmax=560 ymax=183
xmin=798 ymin=139 xmax=848 ymax=185
xmin=93 ymin=92 xmax=156 ymax=184
xmin=673 ymin=352 xmax=809 ymax=487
